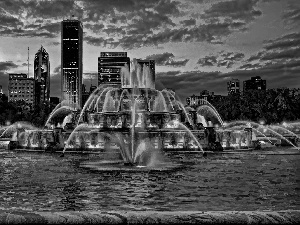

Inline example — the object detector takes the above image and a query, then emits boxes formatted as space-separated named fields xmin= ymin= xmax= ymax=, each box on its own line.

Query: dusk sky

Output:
xmin=0 ymin=0 xmax=299 ymax=101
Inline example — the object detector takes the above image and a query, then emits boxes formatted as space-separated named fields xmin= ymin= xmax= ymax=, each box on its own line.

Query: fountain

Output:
xmin=5 ymin=59 xmax=294 ymax=169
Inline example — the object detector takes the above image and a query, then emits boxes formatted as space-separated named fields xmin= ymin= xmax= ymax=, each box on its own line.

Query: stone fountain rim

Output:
xmin=0 ymin=210 xmax=299 ymax=224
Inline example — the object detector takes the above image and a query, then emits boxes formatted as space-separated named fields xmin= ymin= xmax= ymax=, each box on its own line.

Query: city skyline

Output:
xmin=0 ymin=0 xmax=299 ymax=101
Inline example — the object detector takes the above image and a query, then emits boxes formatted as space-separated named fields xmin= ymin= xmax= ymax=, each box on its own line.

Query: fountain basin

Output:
xmin=0 ymin=210 xmax=299 ymax=224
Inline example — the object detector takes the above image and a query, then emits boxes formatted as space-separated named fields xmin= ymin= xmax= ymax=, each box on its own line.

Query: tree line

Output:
xmin=0 ymin=98 xmax=55 ymax=128
xmin=210 ymin=88 xmax=300 ymax=124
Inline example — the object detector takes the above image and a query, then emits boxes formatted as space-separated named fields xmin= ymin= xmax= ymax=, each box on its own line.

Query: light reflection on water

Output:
xmin=0 ymin=148 xmax=299 ymax=212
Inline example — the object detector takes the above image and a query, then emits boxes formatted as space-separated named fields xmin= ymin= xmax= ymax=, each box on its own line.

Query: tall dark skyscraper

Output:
xmin=61 ymin=19 xmax=83 ymax=108
xmin=34 ymin=46 xmax=50 ymax=106
xmin=243 ymin=76 xmax=266 ymax=92
xmin=98 ymin=52 xmax=130 ymax=86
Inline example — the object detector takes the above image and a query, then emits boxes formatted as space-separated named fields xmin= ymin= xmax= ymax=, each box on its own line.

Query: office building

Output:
xmin=61 ymin=19 xmax=83 ymax=108
xmin=186 ymin=90 xmax=221 ymax=106
xmin=34 ymin=46 xmax=50 ymax=106
xmin=98 ymin=52 xmax=130 ymax=86
xmin=8 ymin=73 xmax=34 ymax=104
xmin=227 ymin=79 xmax=240 ymax=95
xmin=243 ymin=76 xmax=266 ymax=92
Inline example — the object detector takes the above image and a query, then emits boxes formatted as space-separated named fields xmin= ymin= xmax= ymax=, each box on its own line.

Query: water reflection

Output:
xmin=0 ymin=150 xmax=299 ymax=211
xmin=61 ymin=181 xmax=86 ymax=211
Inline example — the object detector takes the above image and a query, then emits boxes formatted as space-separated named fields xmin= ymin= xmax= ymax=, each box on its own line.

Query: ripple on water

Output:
xmin=0 ymin=149 xmax=299 ymax=211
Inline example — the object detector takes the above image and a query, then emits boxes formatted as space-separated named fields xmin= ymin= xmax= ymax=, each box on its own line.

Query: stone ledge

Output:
xmin=0 ymin=210 xmax=299 ymax=224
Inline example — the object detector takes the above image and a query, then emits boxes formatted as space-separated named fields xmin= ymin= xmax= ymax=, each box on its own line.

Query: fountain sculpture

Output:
xmin=3 ymin=59 xmax=291 ymax=168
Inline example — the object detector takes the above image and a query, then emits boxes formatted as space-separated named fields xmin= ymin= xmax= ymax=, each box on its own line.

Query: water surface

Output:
xmin=0 ymin=148 xmax=299 ymax=212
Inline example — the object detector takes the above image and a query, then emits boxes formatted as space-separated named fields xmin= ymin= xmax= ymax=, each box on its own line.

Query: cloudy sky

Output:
xmin=0 ymin=0 xmax=299 ymax=101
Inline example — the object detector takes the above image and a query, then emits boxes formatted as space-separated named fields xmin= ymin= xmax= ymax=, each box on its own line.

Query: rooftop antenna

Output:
xmin=27 ymin=47 xmax=29 ymax=78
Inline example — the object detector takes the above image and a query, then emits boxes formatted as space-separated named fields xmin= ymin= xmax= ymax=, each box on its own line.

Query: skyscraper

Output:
xmin=98 ymin=52 xmax=130 ymax=86
xmin=34 ymin=46 xmax=50 ymax=106
xmin=227 ymin=79 xmax=240 ymax=95
xmin=243 ymin=76 xmax=266 ymax=92
xmin=61 ymin=19 xmax=83 ymax=108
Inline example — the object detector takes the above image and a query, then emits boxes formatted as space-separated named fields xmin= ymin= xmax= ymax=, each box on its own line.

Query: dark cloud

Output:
xmin=246 ymin=32 xmax=300 ymax=64
xmin=145 ymin=52 xmax=189 ymax=67
xmin=261 ymin=47 xmax=300 ymax=61
xmin=38 ymin=22 xmax=61 ymax=34
xmin=50 ymin=41 xmax=60 ymax=46
xmin=247 ymin=51 xmax=264 ymax=62
xmin=116 ymin=22 xmax=234 ymax=49
xmin=0 ymin=0 xmax=257 ymax=47
xmin=202 ymin=0 xmax=262 ymax=24
xmin=180 ymin=18 xmax=196 ymax=26
xmin=165 ymin=59 xmax=189 ymax=67
xmin=264 ymin=32 xmax=300 ymax=50
xmin=0 ymin=26 xmax=57 ymax=38
xmin=84 ymin=35 xmax=119 ymax=48
xmin=222 ymin=52 xmax=245 ymax=61
xmin=145 ymin=52 xmax=174 ymax=65
xmin=197 ymin=56 xmax=218 ymax=66
xmin=25 ymin=0 xmax=83 ymax=19
xmin=0 ymin=61 xmax=18 ymax=71
xmin=84 ymin=23 xmax=105 ymax=34
xmin=282 ymin=1 xmax=300 ymax=28
xmin=81 ymin=0 xmax=236 ymax=48
xmin=21 ymin=63 xmax=31 ymax=66
xmin=239 ymin=63 xmax=261 ymax=70
xmin=197 ymin=52 xmax=244 ymax=68
xmin=0 ymin=0 xmax=81 ymax=39
xmin=0 ymin=11 xmax=23 ymax=27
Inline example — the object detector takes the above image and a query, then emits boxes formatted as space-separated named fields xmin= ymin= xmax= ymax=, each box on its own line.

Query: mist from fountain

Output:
xmin=152 ymin=91 xmax=168 ymax=112
xmin=226 ymin=124 xmax=274 ymax=145
xmin=0 ymin=122 xmax=38 ymax=138
xmin=197 ymin=105 xmax=223 ymax=125
xmin=270 ymin=125 xmax=300 ymax=138
xmin=225 ymin=120 xmax=299 ymax=150
xmin=94 ymin=87 xmax=114 ymax=112
xmin=161 ymin=89 xmax=176 ymax=111
xmin=76 ymin=86 xmax=110 ymax=126
xmin=166 ymin=120 xmax=204 ymax=153
xmin=62 ymin=123 xmax=91 ymax=154
xmin=44 ymin=106 xmax=73 ymax=127
xmin=177 ymin=102 xmax=194 ymax=127
xmin=200 ymin=99 xmax=224 ymax=125
xmin=102 ymin=89 xmax=118 ymax=112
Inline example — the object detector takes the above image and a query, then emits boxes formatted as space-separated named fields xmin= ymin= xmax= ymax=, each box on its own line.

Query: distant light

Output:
xmin=259 ymin=120 xmax=265 ymax=125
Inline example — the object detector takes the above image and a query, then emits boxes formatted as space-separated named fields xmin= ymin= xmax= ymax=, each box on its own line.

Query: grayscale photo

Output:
xmin=0 ymin=0 xmax=299 ymax=224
